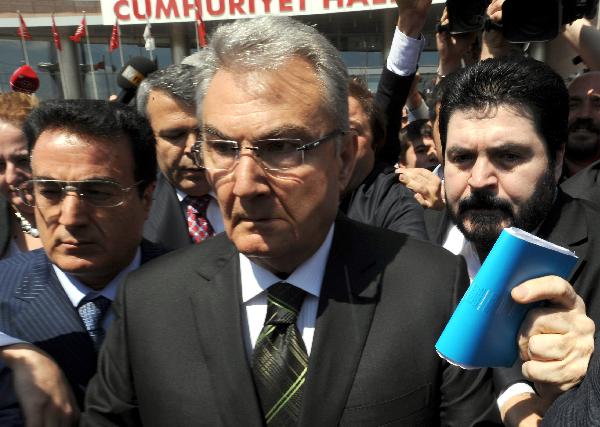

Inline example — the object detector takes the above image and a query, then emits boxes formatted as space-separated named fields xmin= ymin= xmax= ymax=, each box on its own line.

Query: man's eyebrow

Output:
xmin=445 ymin=146 xmax=472 ymax=156
xmin=487 ymin=142 xmax=534 ymax=155
xmin=201 ymin=125 xmax=314 ymax=141
xmin=32 ymin=175 xmax=120 ymax=183
xmin=158 ymin=126 xmax=198 ymax=134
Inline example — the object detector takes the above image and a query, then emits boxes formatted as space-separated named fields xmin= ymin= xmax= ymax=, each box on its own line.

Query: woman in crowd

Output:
xmin=0 ymin=92 xmax=42 ymax=258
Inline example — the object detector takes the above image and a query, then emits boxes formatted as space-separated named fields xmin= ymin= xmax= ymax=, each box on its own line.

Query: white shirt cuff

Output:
xmin=497 ymin=382 xmax=537 ymax=410
xmin=386 ymin=27 xmax=426 ymax=76
xmin=0 ymin=332 xmax=26 ymax=347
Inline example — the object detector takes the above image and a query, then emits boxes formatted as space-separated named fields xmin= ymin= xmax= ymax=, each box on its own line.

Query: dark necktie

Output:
xmin=252 ymin=282 xmax=308 ymax=426
xmin=184 ymin=195 xmax=214 ymax=243
xmin=78 ymin=295 xmax=112 ymax=352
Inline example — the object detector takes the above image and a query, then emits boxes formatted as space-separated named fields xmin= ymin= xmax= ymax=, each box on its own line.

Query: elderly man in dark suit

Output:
xmin=81 ymin=15 xmax=503 ymax=427
xmin=0 ymin=100 xmax=162 ymax=426
xmin=136 ymin=63 xmax=224 ymax=251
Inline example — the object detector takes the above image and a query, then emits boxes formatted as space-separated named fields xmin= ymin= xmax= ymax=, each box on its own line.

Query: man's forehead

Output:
xmin=569 ymin=73 xmax=600 ymax=95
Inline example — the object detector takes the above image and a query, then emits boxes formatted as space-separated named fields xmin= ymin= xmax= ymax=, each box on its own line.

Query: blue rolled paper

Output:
xmin=435 ymin=227 xmax=578 ymax=368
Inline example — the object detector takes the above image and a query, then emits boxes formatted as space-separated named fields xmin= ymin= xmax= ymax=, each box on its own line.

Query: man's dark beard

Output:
xmin=448 ymin=169 xmax=556 ymax=261
xmin=567 ymin=117 xmax=600 ymax=161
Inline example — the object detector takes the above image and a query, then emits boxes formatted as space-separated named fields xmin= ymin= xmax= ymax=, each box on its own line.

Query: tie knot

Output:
xmin=78 ymin=294 xmax=111 ymax=315
xmin=265 ymin=282 xmax=306 ymax=325
xmin=185 ymin=195 xmax=211 ymax=213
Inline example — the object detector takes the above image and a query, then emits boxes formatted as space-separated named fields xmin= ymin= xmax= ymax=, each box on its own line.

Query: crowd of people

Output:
xmin=0 ymin=0 xmax=599 ymax=425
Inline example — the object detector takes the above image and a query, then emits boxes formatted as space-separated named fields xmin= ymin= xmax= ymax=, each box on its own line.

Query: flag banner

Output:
xmin=143 ymin=23 xmax=155 ymax=51
xmin=17 ymin=13 xmax=32 ymax=40
xmin=70 ymin=17 xmax=87 ymax=43
xmin=51 ymin=15 xmax=62 ymax=51
xmin=195 ymin=3 xmax=207 ymax=48
xmin=109 ymin=21 xmax=120 ymax=51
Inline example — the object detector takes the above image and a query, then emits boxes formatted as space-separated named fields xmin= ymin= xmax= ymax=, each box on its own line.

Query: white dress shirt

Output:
xmin=239 ymin=225 xmax=334 ymax=360
xmin=175 ymin=188 xmax=224 ymax=234
xmin=0 ymin=249 xmax=141 ymax=347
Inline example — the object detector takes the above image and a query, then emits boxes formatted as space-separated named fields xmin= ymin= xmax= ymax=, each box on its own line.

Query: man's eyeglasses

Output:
xmin=18 ymin=179 xmax=143 ymax=208
xmin=191 ymin=129 xmax=348 ymax=172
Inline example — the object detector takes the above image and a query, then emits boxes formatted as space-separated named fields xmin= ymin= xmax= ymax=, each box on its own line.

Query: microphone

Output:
xmin=115 ymin=56 xmax=157 ymax=104
xmin=10 ymin=65 xmax=40 ymax=94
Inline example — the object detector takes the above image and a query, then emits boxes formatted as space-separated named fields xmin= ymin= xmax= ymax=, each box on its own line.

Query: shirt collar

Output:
xmin=52 ymin=248 xmax=142 ymax=307
xmin=240 ymin=224 xmax=335 ymax=303
xmin=175 ymin=187 xmax=217 ymax=203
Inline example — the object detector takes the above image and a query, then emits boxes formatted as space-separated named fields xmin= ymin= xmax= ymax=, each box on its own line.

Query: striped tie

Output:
xmin=252 ymin=282 xmax=308 ymax=426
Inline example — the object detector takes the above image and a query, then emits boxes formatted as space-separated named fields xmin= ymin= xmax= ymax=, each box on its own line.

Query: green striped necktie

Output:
xmin=252 ymin=281 xmax=308 ymax=426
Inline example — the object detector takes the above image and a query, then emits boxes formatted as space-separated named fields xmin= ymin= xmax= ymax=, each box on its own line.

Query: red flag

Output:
xmin=109 ymin=21 xmax=119 ymax=52
xmin=51 ymin=15 xmax=62 ymax=51
xmin=17 ymin=13 xmax=32 ymax=40
xmin=69 ymin=16 xmax=86 ymax=43
xmin=195 ymin=4 xmax=207 ymax=48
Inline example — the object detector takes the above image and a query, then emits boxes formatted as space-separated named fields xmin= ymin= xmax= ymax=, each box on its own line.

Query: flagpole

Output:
xmin=194 ymin=5 xmax=200 ymax=52
xmin=52 ymin=13 xmax=67 ymax=99
xmin=145 ymin=16 xmax=154 ymax=61
xmin=17 ymin=11 xmax=30 ymax=65
xmin=82 ymin=11 xmax=99 ymax=99
xmin=117 ymin=20 xmax=125 ymax=67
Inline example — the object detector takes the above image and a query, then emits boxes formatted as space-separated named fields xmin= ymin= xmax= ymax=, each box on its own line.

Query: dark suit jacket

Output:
xmin=143 ymin=173 xmax=191 ymax=251
xmin=541 ymin=336 xmax=600 ymax=426
xmin=0 ymin=196 xmax=12 ymax=259
xmin=82 ymin=215 xmax=501 ymax=426
xmin=374 ymin=67 xmax=415 ymax=166
xmin=0 ymin=241 xmax=165 ymax=426
xmin=341 ymin=161 xmax=428 ymax=240
xmin=560 ymin=159 xmax=600 ymax=208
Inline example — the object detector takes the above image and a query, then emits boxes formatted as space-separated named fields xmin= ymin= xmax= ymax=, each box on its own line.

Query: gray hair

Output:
xmin=196 ymin=16 xmax=349 ymax=129
xmin=181 ymin=50 xmax=209 ymax=67
xmin=136 ymin=64 xmax=201 ymax=116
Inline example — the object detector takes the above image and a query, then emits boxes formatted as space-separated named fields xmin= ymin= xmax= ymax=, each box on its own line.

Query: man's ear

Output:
xmin=553 ymin=145 xmax=565 ymax=184
xmin=337 ymin=132 xmax=358 ymax=193
xmin=142 ymin=181 xmax=156 ymax=219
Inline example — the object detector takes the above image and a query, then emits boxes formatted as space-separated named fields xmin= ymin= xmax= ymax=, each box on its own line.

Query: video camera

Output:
xmin=442 ymin=0 xmax=599 ymax=42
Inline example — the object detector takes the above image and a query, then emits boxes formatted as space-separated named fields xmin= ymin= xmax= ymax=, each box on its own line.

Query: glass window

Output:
xmin=0 ymin=39 xmax=61 ymax=100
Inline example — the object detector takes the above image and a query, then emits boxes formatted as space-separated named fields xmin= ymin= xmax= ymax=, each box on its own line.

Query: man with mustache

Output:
xmin=560 ymin=71 xmax=600 ymax=206
xmin=564 ymin=72 xmax=600 ymax=179
xmin=431 ymin=56 xmax=600 ymax=425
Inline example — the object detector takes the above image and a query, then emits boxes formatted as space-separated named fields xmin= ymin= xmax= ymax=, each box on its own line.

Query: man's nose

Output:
xmin=467 ymin=157 xmax=498 ymax=190
xmin=58 ymin=192 xmax=89 ymax=226
xmin=4 ymin=162 xmax=23 ymax=188
xmin=231 ymin=153 xmax=270 ymax=198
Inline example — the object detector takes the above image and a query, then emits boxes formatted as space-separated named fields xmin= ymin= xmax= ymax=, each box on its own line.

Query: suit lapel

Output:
xmin=538 ymin=191 xmax=589 ymax=283
xmin=13 ymin=251 xmax=97 ymax=405
xmin=299 ymin=217 xmax=380 ymax=427
xmin=144 ymin=174 xmax=190 ymax=250
xmin=188 ymin=237 xmax=264 ymax=427
xmin=424 ymin=207 xmax=451 ymax=245
xmin=14 ymin=251 xmax=87 ymax=340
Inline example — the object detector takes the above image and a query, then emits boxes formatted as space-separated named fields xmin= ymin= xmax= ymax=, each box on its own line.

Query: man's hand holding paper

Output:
xmin=513 ymin=276 xmax=595 ymax=402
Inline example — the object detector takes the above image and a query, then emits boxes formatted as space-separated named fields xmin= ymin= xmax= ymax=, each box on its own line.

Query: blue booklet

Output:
xmin=435 ymin=227 xmax=578 ymax=368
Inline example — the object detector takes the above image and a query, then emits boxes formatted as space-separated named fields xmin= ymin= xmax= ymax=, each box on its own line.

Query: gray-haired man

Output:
xmin=82 ymin=16 xmax=501 ymax=426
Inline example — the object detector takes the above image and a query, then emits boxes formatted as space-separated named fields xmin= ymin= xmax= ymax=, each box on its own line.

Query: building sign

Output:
xmin=100 ymin=0 xmax=399 ymax=25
